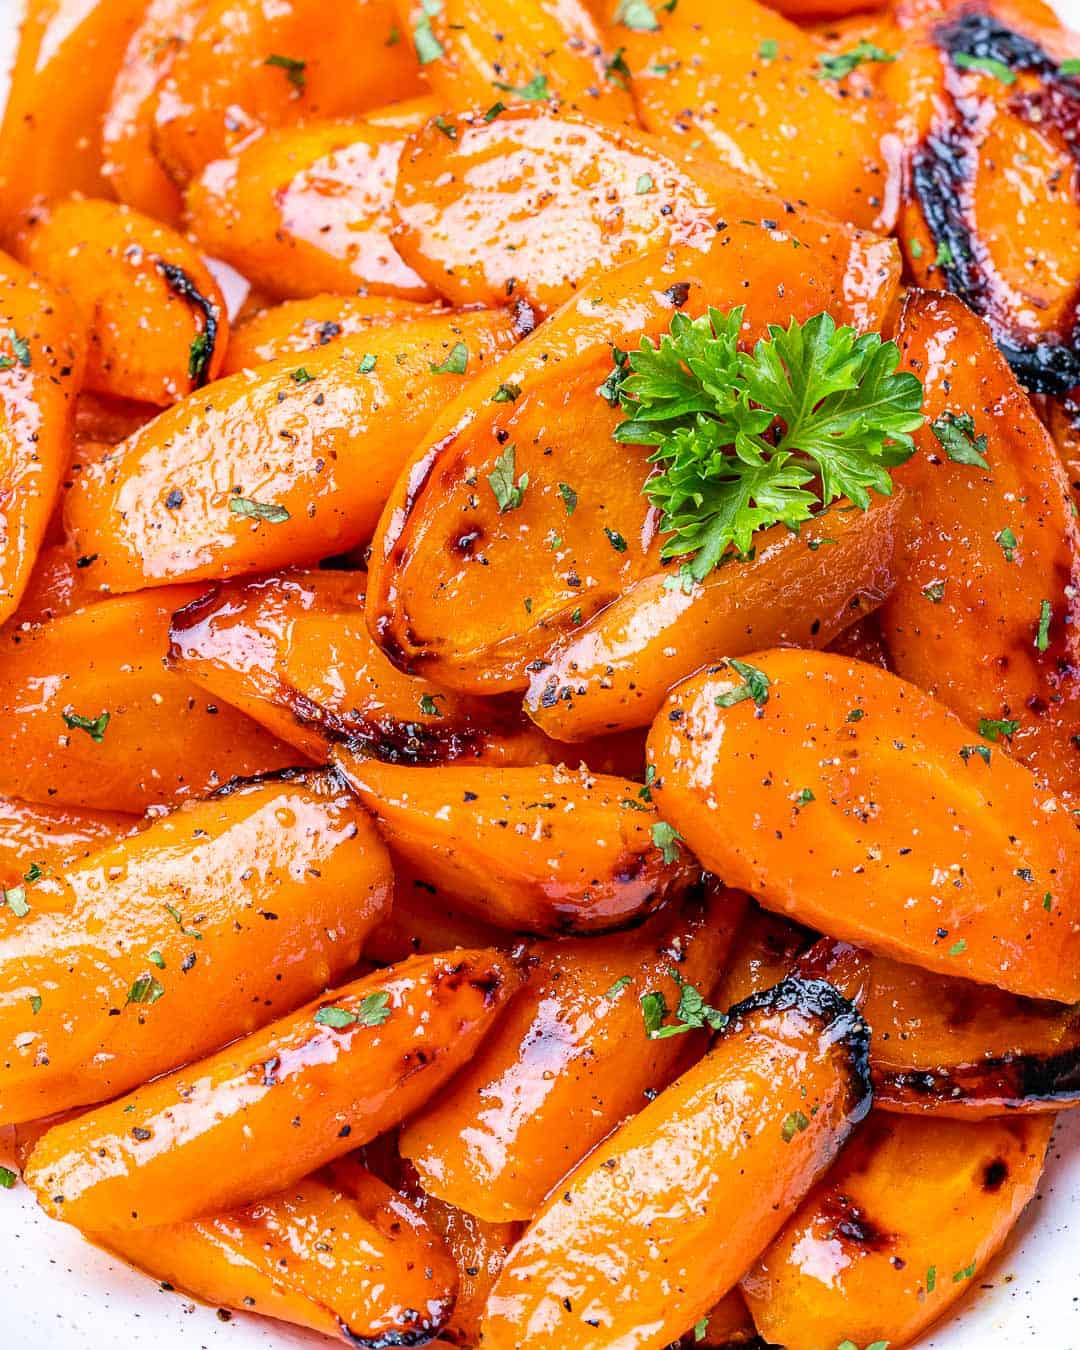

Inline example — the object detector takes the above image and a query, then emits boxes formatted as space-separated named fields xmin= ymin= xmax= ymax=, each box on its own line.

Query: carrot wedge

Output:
xmin=332 ymin=751 xmax=696 ymax=935
xmin=647 ymin=650 xmax=1080 ymax=1002
xmin=25 ymin=949 xmax=521 ymax=1231
xmin=481 ymin=974 xmax=872 ymax=1349
xmin=0 ymin=795 xmax=136 ymax=893
xmin=0 ymin=772 xmax=392 ymax=1124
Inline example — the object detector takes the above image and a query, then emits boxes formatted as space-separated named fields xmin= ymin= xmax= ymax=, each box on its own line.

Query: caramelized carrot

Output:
xmin=25 ymin=950 xmax=521 ymax=1230
xmin=691 ymin=1288 xmax=759 ymax=1347
xmin=0 ymin=590 xmax=296 ymax=813
xmin=366 ymin=222 xmax=901 ymax=693
xmin=648 ymin=649 xmax=1080 ymax=1002
xmin=482 ymin=974 xmax=872 ymax=1348
xmin=167 ymin=570 xmax=555 ymax=764
xmin=713 ymin=905 xmax=814 ymax=1010
xmin=742 ymin=1113 xmax=1053 ymax=1350
xmin=18 ymin=199 xmax=228 ymax=405
xmin=333 ymin=751 xmax=697 ymax=934
xmin=0 ymin=772 xmax=392 ymax=1123
xmin=0 ymin=256 xmax=85 ymax=627
xmin=399 ymin=885 xmax=745 ymax=1220
xmin=525 ymin=493 xmax=905 ymax=743
xmin=0 ymin=796 xmax=136 ymax=891
xmin=64 ymin=310 xmax=520 ymax=593
xmin=365 ymin=852 xmax=505 ymax=965
xmin=186 ymin=121 xmax=434 ymax=301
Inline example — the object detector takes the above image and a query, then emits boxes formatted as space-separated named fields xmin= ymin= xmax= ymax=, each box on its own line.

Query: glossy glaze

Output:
xmin=0 ymin=796 xmax=136 ymax=891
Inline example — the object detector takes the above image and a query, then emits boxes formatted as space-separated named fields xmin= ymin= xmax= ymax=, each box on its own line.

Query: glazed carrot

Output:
xmin=0 ymin=772 xmax=392 ymax=1123
xmin=482 ymin=974 xmax=872 ymax=1348
xmin=647 ymin=649 xmax=1080 ymax=1002
xmin=365 ymin=852 xmax=505 ymax=965
xmin=64 ymin=310 xmax=520 ymax=592
xmin=0 ymin=795 xmax=135 ymax=892
xmin=332 ymin=752 xmax=697 ymax=935
xmin=187 ymin=121 xmax=434 ymax=301
xmin=152 ymin=0 xmax=424 ymax=186
xmin=101 ymin=0 xmax=206 ymax=224
xmin=606 ymin=0 xmax=893 ymax=230
xmin=713 ymin=904 xmax=813 ymax=1010
xmin=0 ymin=590 xmax=296 ymax=813
xmin=18 ymin=199 xmax=228 ymax=405
xmin=400 ymin=885 xmax=745 ymax=1221
xmin=525 ymin=493 xmax=905 ymax=743
xmin=222 ymin=295 xmax=442 ymax=374
xmin=0 ymin=0 xmax=147 ymax=244
xmin=98 ymin=1165 xmax=458 ymax=1344
xmin=883 ymin=289 xmax=1080 ymax=799
xmin=391 ymin=0 xmax=633 ymax=124
xmin=74 ymin=391 xmax=158 ymax=447
xmin=0 ymin=543 xmax=98 ymax=632
xmin=25 ymin=950 xmax=521 ymax=1230
xmin=742 ymin=1113 xmax=1053 ymax=1350
xmin=825 ymin=612 xmax=890 ymax=668
xmin=168 ymin=570 xmax=556 ymax=765
xmin=0 ymin=256 xmax=85 ymax=628
xmin=366 ymin=221 xmax=901 ymax=693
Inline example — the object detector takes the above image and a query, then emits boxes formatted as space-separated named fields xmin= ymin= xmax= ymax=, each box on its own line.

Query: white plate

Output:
xmin=2 ymin=0 xmax=1080 ymax=1343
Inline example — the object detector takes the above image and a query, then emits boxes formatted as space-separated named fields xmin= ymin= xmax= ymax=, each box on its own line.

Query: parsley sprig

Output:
xmin=609 ymin=308 xmax=923 ymax=583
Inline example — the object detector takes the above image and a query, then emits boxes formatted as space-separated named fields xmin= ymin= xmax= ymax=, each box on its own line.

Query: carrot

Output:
xmin=0 ymin=772 xmax=392 ymax=1123
xmin=332 ymin=751 xmax=697 ymax=934
xmin=481 ymin=974 xmax=872 ymax=1348
xmin=25 ymin=949 xmax=522 ymax=1230
xmin=365 ymin=852 xmax=506 ymax=965
xmin=0 ymin=796 xmax=136 ymax=893
xmin=399 ymin=884 xmax=745 ymax=1220
xmin=647 ymin=649 xmax=1080 ymax=1002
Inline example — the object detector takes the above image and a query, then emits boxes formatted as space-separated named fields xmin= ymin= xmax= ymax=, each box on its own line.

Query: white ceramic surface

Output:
xmin=2 ymin=0 xmax=1080 ymax=1345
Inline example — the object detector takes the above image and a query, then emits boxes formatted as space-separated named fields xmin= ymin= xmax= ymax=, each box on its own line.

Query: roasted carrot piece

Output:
xmin=0 ymin=256 xmax=85 ymax=628
xmin=482 ymin=974 xmax=872 ymax=1348
xmin=0 ymin=0 xmax=148 ymax=245
xmin=0 ymin=772 xmax=392 ymax=1123
xmin=689 ymin=1288 xmax=759 ymax=1347
xmin=391 ymin=106 xmax=813 ymax=315
xmin=400 ymin=885 xmax=744 ymax=1221
xmin=152 ymin=0 xmax=424 ymax=186
xmin=605 ymin=0 xmax=894 ymax=230
xmin=366 ymin=222 xmax=901 ymax=694
xmin=525 ymin=493 xmax=905 ymax=743
xmin=168 ymin=569 xmax=556 ymax=765
xmin=391 ymin=0 xmax=633 ymax=124
xmin=222 ymin=295 xmax=442 ymax=374
xmin=18 ymin=199 xmax=228 ymax=406
xmin=648 ymin=649 xmax=1080 ymax=1003
xmin=101 ymin=0 xmax=206 ymax=224
xmin=365 ymin=852 xmax=506 ymax=964
xmin=74 ymin=390 xmax=159 ymax=447
xmin=0 ymin=543 xmax=99 ymax=632
xmin=25 ymin=950 xmax=521 ymax=1230
xmin=333 ymin=751 xmax=696 ymax=935
xmin=742 ymin=1113 xmax=1053 ymax=1349
xmin=0 ymin=590 xmax=296 ymax=813
xmin=95 ymin=1166 xmax=458 ymax=1345
xmin=64 ymin=309 xmax=520 ymax=593
xmin=186 ymin=121 xmax=434 ymax=302
xmin=0 ymin=795 xmax=136 ymax=892
xmin=713 ymin=904 xmax=814 ymax=1009
xmin=883 ymin=289 xmax=1080 ymax=799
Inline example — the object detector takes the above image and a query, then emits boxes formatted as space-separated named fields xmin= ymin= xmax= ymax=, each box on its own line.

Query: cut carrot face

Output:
xmin=525 ymin=493 xmax=905 ymax=743
xmin=606 ymin=0 xmax=894 ymax=230
xmin=186 ymin=121 xmax=435 ymax=302
xmin=0 ymin=590 xmax=296 ymax=813
xmin=64 ymin=310 xmax=520 ymax=593
xmin=0 ymin=772 xmax=392 ymax=1123
xmin=167 ymin=569 xmax=557 ymax=765
xmin=391 ymin=0 xmax=633 ymax=124
xmin=713 ymin=904 xmax=814 ymax=1010
xmin=365 ymin=852 xmax=506 ymax=965
xmin=0 ymin=256 xmax=85 ymax=628
xmin=647 ymin=649 xmax=1080 ymax=1002
xmin=18 ymin=199 xmax=228 ymax=406
xmin=399 ymin=885 xmax=745 ymax=1221
xmin=25 ymin=950 xmax=521 ymax=1231
xmin=333 ymin=751 xmax=697 ymax=934
xmin=0 ymin=0 xmax=148 ymax=245
xmin=365 ymin=222 xmax=901 ymax=693
xmin=152 ymin=0 xmax=424 ymax=186
xmin=0 ymin=796 xmax=136 ymax=892
xmin=742 ymin=1113 xmax=1053 ymax=1350
xmin=692 ymin=1288 xmax=759 ymax=1347
xmin=222 ymin=295 xmax=442 ymax=374
xmin=97 ymin=1165 xmax=458 ymax=1345
xmin=101 ymin=0 xmax=207 ymax=224
xmin=883 ymin=289 xmax=1080 ymax=799
xmin=481 ymin=974 xmax=872 ymax=1348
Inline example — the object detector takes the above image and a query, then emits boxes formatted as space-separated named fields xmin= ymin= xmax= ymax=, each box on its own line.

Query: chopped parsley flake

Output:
xmin=930 ymin=412 xmax=988 ymax=469
xmin=488 ymin=444 xmax=529 ymax=513
xmin=816 ymin=41 xmax=896 ymax=80
xmin=714 ymin=658 xmax=771 ymax=709
xmin=230 ymin=496 xmax=290 ymax=524
xmin=651 ymin=820 xmax=683 ymax=865
xmin=63 ymin=710 xmax=110 ymax=742
xmin=264 ymin=53 xmax=306 ymax=90
xmin=430 ymin=341 xmax=468 ymax=375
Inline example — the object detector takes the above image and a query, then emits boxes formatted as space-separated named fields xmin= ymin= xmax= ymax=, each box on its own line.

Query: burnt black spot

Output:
xmin=983 ymin=1158 xmax=1009 ymax=1191
xmin=612 ymin=852 xmax=647 ymax=884
xmin=662 ymin=281 xmax=692 ymax=308
xmin=511 ymin=296 xmax=537 ymax=338
xmin=820 ymin=1192 xmax=894 ymax=1252
xmin=154 ymin=259 xmax=221 ymax=389
xmin=338 ymin=1316 xmax=447 ymax=1348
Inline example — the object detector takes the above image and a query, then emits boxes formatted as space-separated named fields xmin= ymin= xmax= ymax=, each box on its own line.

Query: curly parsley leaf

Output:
xmin=612 ymin=308 xmax=922 ymax=582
